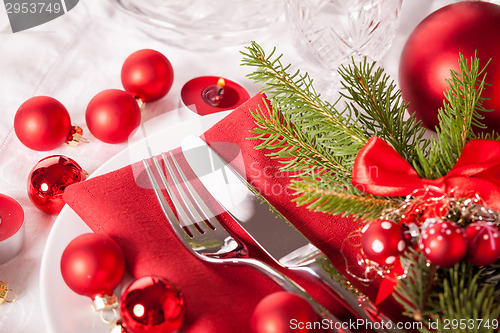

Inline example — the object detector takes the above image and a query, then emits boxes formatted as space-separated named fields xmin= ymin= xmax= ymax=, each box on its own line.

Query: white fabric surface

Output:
xmin=0 ymin=0 xmax=455 ymax=332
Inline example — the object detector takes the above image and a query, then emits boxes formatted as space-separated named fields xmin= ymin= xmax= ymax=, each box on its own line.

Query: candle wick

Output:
xmin=217 ymin=87 xmax=223 ymax=97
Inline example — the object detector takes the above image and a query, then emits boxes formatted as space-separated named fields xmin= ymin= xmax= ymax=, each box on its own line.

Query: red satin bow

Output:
xmin=352 ymin=137 xmax=500 ymax=211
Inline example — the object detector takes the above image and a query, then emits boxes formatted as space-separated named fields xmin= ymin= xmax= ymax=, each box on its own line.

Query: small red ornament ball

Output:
xmin=465 ymin=222 xmax=500 ymax=266
xmin=420 ymin=220 xmax=467 ymax=267
xmin=85 ymin=89 xmax=141 ymax=144
xmin=120 ymin=276 xmax=185 ymax=333
xmin=28 ymin=155 xmax=86 ymax=214
xmin=14 ymin=96 xmax=71 ymax=151
xmin=121 ymin=49 xmax=174 ymax=102
xmin=60 ymin=233 xmax=125 ymax=300
xmin=251 ymin=291 xmax=321 ymax=333
xmin=399 ymin=1 xmax=500 ymax=132
xmin=361 ymin=220 xmax=406 ymax=266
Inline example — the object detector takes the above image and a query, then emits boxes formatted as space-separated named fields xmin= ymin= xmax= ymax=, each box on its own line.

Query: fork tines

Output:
xmin=149 ymin=151 xmax=218 ymax=238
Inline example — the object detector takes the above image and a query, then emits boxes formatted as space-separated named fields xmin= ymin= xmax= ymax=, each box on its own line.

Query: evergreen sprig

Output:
xmin=415 ymin=54 xmax=492 ymax=179
xmin=241 ymin=41 xmax=500 ymax=332
xmin=338 ymin=59 xmax=430 ymax=166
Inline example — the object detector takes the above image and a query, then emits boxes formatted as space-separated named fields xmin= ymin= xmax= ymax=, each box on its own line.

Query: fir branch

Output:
xmin=289 ymin=176 xmax=399 ymax=220
xmin=417 ymin=54 xmax=491 ymax=179
xmin=249 ymin=100 xmax=352 ymax=180
xmin=241 ymin=42 xmax=369 ymax=149
xmin=241 ymin=42 xmax=414 ymax=219
xmin=436 ymin=263 xmax=500 ymax=333
xmin=394 ymin=249 xmax=438 ymax=322
xmin=338 ymin=60 xmax=430 ymax=166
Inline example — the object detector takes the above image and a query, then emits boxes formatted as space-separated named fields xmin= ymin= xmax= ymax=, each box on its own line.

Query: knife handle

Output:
xmin=233 ymin=257 xmax=351 ymax=333
xmin=289 ymin=254 xmax=404 ymax=333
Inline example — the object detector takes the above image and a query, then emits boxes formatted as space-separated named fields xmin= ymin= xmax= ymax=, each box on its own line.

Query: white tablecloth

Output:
xmin=0 ymin=0 xmax=455 ymax=332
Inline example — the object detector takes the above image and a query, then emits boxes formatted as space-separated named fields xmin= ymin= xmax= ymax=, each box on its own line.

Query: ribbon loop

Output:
xmin=352 ymin=137 xmax=500 ymax=211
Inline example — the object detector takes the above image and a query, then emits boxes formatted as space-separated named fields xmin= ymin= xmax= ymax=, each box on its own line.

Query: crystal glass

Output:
xmin=285 ymin=0 xmax=403 ymax=70
xmin=112 ymin=0 xmax=284 ymax=50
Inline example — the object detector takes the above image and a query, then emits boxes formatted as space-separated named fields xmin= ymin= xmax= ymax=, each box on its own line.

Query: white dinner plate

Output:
xmin=40 ymin=111 xmax=230 ymax=333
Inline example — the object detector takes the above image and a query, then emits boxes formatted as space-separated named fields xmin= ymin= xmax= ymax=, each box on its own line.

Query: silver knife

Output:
xmin=181 ymin=135 xmax=403 ymax=333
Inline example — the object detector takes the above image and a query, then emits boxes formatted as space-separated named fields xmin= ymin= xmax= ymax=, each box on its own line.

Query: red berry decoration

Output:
xmin=465 ymin=222 xmax=500 ymax=266
xmin=28 ymin=155 xmax=86 ymax=214
xmin=120 ymin=276 xmax=185 ymax=333
xmin=399 ymin=1 xmax=500 ymax=132
xmin=251 ymin=291 xmax=321 ymax=333
xmin=85 ymin=89 xmax=141 ymax=144
xmin=361 ymin=220 xmax=406 ymax=266
xmin=61 ymin=233 xmax=125 ymax=309
xmin=420 ymin=220 xmax=467 ymax=267
xmin=121 ymin=49 xmax=174 ymax=102
xmin=14 ymin=96 xmax=84 ymax=151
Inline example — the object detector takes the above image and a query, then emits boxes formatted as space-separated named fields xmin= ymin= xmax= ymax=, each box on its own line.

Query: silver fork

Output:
xmin=143 ymin=152 xmax=350 ymax=333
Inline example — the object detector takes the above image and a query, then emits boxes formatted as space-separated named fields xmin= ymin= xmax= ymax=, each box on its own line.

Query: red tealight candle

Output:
xmin=181 ymin=76 xmax=250 ymax=115
xmin=202 ymin=77 xmax=226 ymax=106
xmin=0 ymin=194 xmax=24 ymax=264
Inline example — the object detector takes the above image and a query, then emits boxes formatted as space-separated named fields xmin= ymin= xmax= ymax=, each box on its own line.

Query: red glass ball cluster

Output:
xmin=87 ymin=49 xmax=173 ymax=144
xmin=419 ymin=219 xmax=500 ymax=267
xmin=61 ymin=234 xmax=186 ymax=333
xmin=14 ymin=49 xmax=173 ymax=149
xmin=361 ymin=216 xmax=500 ymax=268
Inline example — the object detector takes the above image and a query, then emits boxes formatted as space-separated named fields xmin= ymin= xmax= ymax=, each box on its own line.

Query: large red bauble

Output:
xmin=420 ymin=220 xmax=467 ymax=267
xmin=251 ymin=291 xmax=321 ymax=333
xmin=465 ymin=222 xmax=500 ymax=266
xmin=85 ymin=89 xmax=141 ymax=144
xmin=120 ymin=276 xmax=185 ymax=333
xmin=399 ymin=1 xmax=500 ymax=132
xmin=121 ymin=49 xmax=174 ymax=102
xmin=360 ymin=220 xmax=406 ymax=266
xmin=14 ymin=96 xmax=71 ymax=151
xmin=28 ymin=155 xmax=86 ymax=214
xmin=60 ymin=233 xmax=126 ymax=300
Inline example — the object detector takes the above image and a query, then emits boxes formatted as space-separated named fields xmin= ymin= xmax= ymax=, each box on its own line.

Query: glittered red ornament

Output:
xmin=121 ymin=49 xmax=174 ymax=102
xmin=361 ymin=220 xmax=406 ymax=266
xmin=120 ymin=276 xmax=185 ymax=333
xmin=251 ymin=291 xmax=321 ymax=333
xmin=399 ymin=1 xmax=500 ymax=132
xmin=61 ymin=233 xmax=125 ymax=302
xmin=14 ymin=96 xmax=84 ymax=151
xmin=27 ymin=155 xmax=86 ymax=214
xmin=420 ymin=220 xmax=467 ymax=267
xmin=465 ymin=222 xmax=500 ymax=266
xmin=85 ymin=89 xmax=141 ymax=144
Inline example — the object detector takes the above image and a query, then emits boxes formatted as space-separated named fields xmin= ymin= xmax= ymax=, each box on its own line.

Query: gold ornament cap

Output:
xmin=0 ymin=280 xmax=17 ymax=304
xmin=67 ymin=125 xmax=89 ymax=147
xmin=92 ymin=294 xmax=119 ymax=312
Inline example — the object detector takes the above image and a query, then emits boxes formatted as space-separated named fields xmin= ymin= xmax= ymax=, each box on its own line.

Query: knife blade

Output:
xmin=181 ymin=135 xmax=402 ymax=333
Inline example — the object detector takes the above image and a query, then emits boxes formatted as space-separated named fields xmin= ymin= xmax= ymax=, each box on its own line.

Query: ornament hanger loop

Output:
xmin=100 ymin=308 xmax=118 ymax=324
xmin=5 ymin=289 xmax=18 ymax=303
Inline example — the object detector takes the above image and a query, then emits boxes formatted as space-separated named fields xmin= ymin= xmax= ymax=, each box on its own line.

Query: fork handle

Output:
xmin=289 ymin=254 xmax=404 ymax=333
xmin=231 ymin=257 xmax=351 ymax=333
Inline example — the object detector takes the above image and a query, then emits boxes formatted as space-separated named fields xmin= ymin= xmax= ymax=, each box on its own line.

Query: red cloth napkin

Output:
xmin=63 ymin=93 xmax=404 ymax=332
